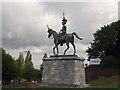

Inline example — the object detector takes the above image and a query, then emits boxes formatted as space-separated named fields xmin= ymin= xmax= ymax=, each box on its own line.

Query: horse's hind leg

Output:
xmin=56 ymin=46 xmax=59 ymax=55
xmin=64 ymin=42 xmax=69 ymax=55
xmin=53 ymin=46 xmax=56 ymax=55
xmin=71 ymin=42 xmax=76 ymax=55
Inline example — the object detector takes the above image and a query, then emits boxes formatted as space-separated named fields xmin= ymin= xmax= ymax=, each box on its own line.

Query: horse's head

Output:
xmin=47 ymin=29 xmax=53 ymax=38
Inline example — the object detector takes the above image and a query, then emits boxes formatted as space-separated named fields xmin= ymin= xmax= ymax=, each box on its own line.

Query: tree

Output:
xmin=43 ymin=53 xmax=48 ymax=58
xmin=25 ymin=51 xmax=32 ymax=64
xmin=22 ymin=64 xmax=35 ymax=81
xmin=35 ymin=69 xmax=42 ymax=81
xmin=86 ymin=20 xmax=120 ymax=64
xmin=1 ymin=48 xmax=18 ymax=83
xmin=22 ymin=50 xmax=42 ymax=81
xmin=16 ymin=52 xmax=24 ymax=80
xmin=22 ymin=50 xmax=34 ymax=81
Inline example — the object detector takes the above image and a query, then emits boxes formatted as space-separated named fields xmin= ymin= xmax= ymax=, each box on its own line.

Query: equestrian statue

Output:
xmin=47 ymin=13 xmax=83 ymax=55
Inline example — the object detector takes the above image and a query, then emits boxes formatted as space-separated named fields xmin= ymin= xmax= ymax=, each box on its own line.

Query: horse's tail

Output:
xmin=72 ymin=32 xmax=83 ymax=40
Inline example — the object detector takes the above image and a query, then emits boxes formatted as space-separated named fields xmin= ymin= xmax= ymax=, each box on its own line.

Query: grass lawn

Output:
xmin=87 ymin=77 xmax=119 ymax=88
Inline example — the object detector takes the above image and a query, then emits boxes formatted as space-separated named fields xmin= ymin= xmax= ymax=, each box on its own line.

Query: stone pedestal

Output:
xmin=41 ymin=55 xmax=86 ymax=88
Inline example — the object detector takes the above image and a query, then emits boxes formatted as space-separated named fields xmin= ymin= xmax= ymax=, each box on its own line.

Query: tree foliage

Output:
xmin=22 ymin=63 xmax=35 ymax=81
xmin=16 ymin=52 xmax=24 ymax=80
xmin=86 ymin=20 xmax=120 ymax=64
xmin=1 ymin=49 xmax=42 ymax=83
xmin=43 ymin=53 xmax=48 ymax=58
xmin=22 ymin=50 xmax=36 ymax=81
xmin=1 ymin=48 xmax=18 ymax=83
xmin=35 ymin=68 xmax=42 ymax=81
xmin=25 ymin=51 xmax=32 ymax=64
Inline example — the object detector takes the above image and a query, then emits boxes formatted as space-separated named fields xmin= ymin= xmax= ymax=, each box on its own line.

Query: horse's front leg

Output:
xmin=53 ymin=44 xmax=59 ymax=55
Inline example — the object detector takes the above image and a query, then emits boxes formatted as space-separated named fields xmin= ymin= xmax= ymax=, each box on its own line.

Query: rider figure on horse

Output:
xmin=59 ymin=12 xmax=67 ymax=46
xmin=60 ymin=13 xmax=67 ymax=35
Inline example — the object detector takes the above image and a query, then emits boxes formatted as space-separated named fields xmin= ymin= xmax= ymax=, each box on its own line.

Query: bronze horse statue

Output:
xmin=47 ymin=29 xmax=83 ymax=55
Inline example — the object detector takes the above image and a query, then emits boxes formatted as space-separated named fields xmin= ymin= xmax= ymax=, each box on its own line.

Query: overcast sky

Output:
xmin=1 ymin=0 xmax=119 ymax=69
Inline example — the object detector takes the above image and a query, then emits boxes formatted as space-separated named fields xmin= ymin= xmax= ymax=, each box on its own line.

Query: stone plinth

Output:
xmin=41 ymin=55 xmax=86 ymax=88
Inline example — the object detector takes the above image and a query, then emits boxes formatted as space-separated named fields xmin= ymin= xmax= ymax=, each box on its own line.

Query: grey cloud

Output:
xmin=2 ymin=2 xmax=50 ymax=49
xmin=2 ymin=2 xmax=117 ymax=49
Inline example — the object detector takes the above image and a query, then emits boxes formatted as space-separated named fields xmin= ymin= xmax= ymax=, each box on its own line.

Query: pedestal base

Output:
xmin=41 ymin=55 xmax=86 ymax=88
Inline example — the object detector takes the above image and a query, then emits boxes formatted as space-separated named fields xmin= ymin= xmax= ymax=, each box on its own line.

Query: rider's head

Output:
xmin=62 ymin=18 xmax=67 ymax=25
xmin=62 ymin=12 xmax=67 ymax=25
